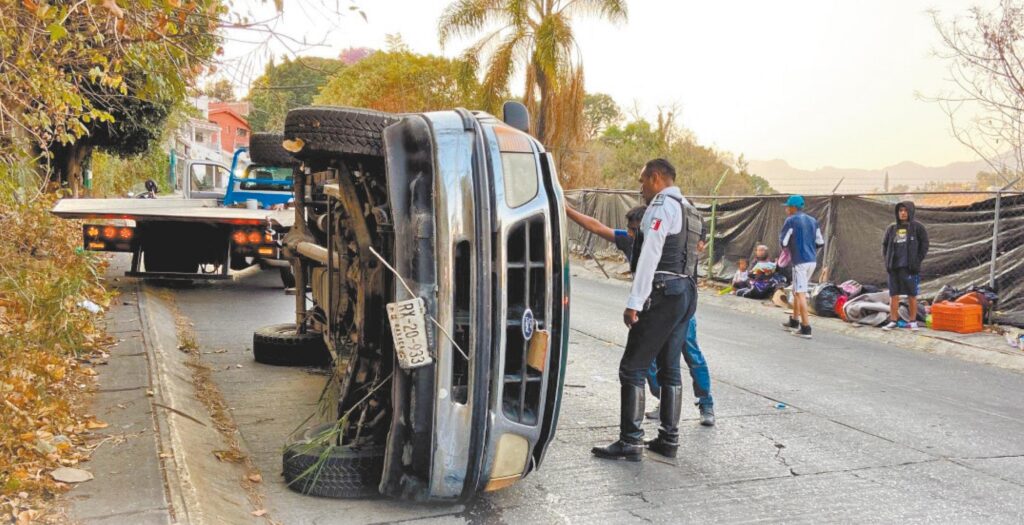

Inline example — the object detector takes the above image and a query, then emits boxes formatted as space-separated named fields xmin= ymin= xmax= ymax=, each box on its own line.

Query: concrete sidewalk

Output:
xmin=64 ymin=278 xmax=174 ymax=525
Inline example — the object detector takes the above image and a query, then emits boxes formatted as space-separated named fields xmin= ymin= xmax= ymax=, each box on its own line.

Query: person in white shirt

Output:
xmin=591 ymin=159 xmax=701 ymax=462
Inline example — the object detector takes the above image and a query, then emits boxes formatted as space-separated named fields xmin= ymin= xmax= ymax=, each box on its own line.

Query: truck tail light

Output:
xmin=232 ymin=230 xmax=249 ymax=245
xmin=83 ymin=224 xmax=133 ymax=252
xmin=247 ymin=231 xmax=262 ymax=244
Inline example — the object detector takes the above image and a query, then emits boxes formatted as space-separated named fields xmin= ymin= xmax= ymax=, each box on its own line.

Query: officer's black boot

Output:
xmin=645 ymin=385 xmax=682 ymax=458
xmin=592 ymin=384 xmax=645 ymax=461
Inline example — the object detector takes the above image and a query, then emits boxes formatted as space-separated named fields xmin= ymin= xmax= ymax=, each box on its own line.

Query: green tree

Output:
xmin=583 ymin=93 xmax=623 ymax=139
xmin=247 ymin=56 xmax=346 ymax=132
xmin=204 ymin=79 xmax=237 ymax=102
xmin=0 ymin=0 xmax=225 ymax=195
xmin=438 ymin=0 xmax=627 ymax=145
xmin=315 ymin=49 xmax=483 ymax=113
xmin=588 ymin=114 xmax=774 ymax=195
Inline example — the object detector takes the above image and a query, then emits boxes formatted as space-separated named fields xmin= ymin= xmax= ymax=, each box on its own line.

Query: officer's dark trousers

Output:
xmin=619 ymin=278 xmax=697 ymax=439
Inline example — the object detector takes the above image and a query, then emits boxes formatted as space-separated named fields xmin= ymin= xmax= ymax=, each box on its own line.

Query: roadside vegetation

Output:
xmin=0 ymin=173 xmax=112 ymax=521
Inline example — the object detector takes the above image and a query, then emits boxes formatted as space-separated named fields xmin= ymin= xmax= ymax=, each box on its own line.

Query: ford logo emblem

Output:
xmin=522 ymin=308 xmax=535 ymax=340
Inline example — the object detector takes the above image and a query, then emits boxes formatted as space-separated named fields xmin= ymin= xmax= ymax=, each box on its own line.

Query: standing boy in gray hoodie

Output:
xmin=882 ymin=202 xmax=930 ymax=331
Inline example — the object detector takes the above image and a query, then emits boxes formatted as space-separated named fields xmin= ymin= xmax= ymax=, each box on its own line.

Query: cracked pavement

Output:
xmin=108 ymin=262 xmax=1024 ymax=524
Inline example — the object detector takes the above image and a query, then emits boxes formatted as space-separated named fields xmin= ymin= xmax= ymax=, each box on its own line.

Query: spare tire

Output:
xmin=282 ymin=423 xmax=384 ymax=499
xmin=253 ymin=323 xmax=330 ymax=366
xmin=249 ymin=132 xmax=298 ymax=166
xmin=284 ymin=106 xmax=398 ymax=159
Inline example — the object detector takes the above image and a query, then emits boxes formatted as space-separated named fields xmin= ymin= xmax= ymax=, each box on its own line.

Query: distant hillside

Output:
xmin=748 ymin=158 xmax=992 ymax=194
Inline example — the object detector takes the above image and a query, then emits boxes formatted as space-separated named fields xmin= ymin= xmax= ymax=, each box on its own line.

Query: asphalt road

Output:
xmin=157 ymin=267 xmax=1024 ymax=524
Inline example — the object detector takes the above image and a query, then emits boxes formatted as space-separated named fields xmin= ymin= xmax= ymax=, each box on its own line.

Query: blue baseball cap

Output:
xmin=783 ymin=195 xmax=805 ymax=208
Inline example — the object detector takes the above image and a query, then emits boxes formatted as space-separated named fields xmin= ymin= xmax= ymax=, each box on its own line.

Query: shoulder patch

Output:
xmin=651 ymin=194 xmax=666 ymax=206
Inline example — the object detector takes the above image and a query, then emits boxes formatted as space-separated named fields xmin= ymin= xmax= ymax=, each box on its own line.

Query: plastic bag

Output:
xmin=811 ymin=283 xmax=843 ymax=318
xmin=838 ymin=279 xmax=863 ymax=298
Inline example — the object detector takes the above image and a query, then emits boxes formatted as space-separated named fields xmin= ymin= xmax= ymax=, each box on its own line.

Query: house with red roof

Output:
xmin=208 ymin=101 xmax=251 ymax=155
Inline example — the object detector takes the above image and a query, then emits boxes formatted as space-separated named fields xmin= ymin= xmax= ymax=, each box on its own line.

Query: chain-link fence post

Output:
xmin=991 ymin=179 xmax=1020 ymax=289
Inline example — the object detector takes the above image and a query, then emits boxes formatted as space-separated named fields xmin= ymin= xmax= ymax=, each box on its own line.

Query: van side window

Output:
xmin=501 ymin=153 xmax=539 ymax=208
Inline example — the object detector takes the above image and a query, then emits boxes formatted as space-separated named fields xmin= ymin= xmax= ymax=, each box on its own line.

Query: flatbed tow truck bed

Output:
xmin=51 ymin=198 xmax=294 ymax=227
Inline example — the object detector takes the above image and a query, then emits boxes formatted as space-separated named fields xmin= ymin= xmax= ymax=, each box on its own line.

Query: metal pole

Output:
xmin=987 ymin=178 xmax=1019 ymax=288
xmin=820 ymin=178 xmax=843 ymax=282
xmin=989 ymin=178 xmax=1020 ymax=289
xmin=705 ymin=170 xmax=730 ymax=279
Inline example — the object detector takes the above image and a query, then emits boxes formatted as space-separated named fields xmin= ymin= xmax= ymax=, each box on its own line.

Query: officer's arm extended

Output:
xmin=625 ymin=204 xmax=673 ymax=321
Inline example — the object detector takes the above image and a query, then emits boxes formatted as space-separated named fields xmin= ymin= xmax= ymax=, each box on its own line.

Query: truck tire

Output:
xmin=249 ymin=132 xmax=298 ymax=166
xmin=253 ymin=323 xmax=330 ymax=367
xmin=283 ymin=423 xmax=384 ymax=499
xmin=284 ymin=106 xmax=397 ymax=159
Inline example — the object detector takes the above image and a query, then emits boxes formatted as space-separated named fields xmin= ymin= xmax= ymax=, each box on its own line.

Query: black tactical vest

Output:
xmin=630 ymin=195 xmax=703 ymax=278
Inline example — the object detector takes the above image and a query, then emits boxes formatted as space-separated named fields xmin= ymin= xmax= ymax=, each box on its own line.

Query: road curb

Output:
xmin=138 ymin=286 xmax=255 ymax=525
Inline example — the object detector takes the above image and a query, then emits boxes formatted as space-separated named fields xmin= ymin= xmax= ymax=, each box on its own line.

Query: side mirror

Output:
xmin=502 ymin=101 xmax=531 ymax=134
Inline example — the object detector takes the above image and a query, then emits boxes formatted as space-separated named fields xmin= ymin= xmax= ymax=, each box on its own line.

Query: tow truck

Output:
xmin=51 ymin=133 xmax=298 ymax=287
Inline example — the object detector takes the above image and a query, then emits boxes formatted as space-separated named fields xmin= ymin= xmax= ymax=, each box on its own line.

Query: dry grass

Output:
xmin=164 ymin=294 xmax=274 ymax=523
xmin=0 ymin=189 xmax=114 ymax=522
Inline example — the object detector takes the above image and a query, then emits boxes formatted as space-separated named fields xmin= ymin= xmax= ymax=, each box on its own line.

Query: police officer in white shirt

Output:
xmin=592 ymin=159 xmax=701 ymax=461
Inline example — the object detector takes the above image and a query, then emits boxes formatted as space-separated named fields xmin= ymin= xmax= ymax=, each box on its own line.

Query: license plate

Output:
xmin=386 ymin=298 xmax=433 ymax=370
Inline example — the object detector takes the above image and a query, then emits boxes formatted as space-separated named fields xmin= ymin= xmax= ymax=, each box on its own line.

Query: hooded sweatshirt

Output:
xmin=882 ymin=201 xmax=929 ymax=273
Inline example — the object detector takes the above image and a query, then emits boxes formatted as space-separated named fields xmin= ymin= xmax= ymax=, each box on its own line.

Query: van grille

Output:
xmin=502 ymin=216 xmax=548 ymax=425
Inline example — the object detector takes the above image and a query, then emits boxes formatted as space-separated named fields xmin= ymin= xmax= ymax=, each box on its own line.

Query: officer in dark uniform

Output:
xmin=592 ymin=158 xmax=701 ymax=461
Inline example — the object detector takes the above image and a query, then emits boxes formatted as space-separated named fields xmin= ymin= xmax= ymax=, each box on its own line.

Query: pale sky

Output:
xmin=217 ymin=0 xmax=995 ymax=171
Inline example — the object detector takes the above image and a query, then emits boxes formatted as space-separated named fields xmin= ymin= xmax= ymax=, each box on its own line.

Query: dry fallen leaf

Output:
xmin=247 ymin=473 xmax=262 ymax=483
xmin=50 ymin=467 xmax=93 ymax=483
xmin=17 ymin=509 xmax=37 ymax=525
xmin=80 ymin=367 xmax=98 ymax=376
xmin=251 ymin=509 xmax=268 ymax=517
xmin=213 ymin=449 xmax=244 ymax=463
xmin=85 ymin=420 xmax=108 ymax=430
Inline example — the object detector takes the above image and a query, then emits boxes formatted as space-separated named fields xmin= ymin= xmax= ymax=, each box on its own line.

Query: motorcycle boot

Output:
xmin=592 ymin=384 xmax=645 ymax=461
xmin=645 ymin=385 xmax=683 ymax=458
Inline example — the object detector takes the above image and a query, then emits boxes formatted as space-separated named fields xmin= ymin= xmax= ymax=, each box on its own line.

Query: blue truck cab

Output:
xmin=223 ymin=147 xmax=295 ymax=209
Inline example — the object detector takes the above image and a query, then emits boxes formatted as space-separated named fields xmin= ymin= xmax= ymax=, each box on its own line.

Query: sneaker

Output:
xmin=791 ymin=324 xmax=812 ymax=339
xmin=881 ymin=321 xmax=898 ymax=331
xmin=699 ymin=405 xmax=715 ymax=427
xmin=908 ymin=321 xmax=920 ymax=331
xmin=781 ymin=318 xmax=799 ymax=331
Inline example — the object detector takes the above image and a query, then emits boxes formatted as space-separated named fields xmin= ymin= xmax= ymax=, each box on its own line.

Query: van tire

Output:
xmin=249 ymin=132 xmax=298 ymax=166
xmin=253 ymin=323 xmax=330 ymax=367
xmin=282 ymin=423 xmax=384 ymax=499
xmin=284 ymin=107 xmax=397 ymax=159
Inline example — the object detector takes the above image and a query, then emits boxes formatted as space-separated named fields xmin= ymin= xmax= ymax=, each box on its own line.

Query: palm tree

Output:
xmin=438 ymin=0 xmax=627 ymax=145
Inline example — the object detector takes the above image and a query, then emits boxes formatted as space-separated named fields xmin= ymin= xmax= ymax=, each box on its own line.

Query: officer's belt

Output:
xmin=653 ymin=271 xmax=689 ymax=283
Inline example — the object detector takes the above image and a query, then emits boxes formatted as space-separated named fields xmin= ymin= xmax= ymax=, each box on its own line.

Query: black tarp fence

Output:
xmin=565 ymin=189 xmax=1024 ymax=327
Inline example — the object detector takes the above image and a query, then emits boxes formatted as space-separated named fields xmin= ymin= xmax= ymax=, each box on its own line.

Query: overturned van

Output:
xmin=265 ymin=103 xmax=570 ymax=502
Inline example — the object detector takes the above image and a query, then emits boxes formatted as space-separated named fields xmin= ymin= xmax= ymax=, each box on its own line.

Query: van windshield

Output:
xmin=244 ymin=165 xmax=293 ymax=182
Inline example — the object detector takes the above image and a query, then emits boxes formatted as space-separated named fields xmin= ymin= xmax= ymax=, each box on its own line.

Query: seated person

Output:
xmin=731 ymin=258 xmax=750 ymax=291
xmin=737 ymin=244 xmax=781 ymax=299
